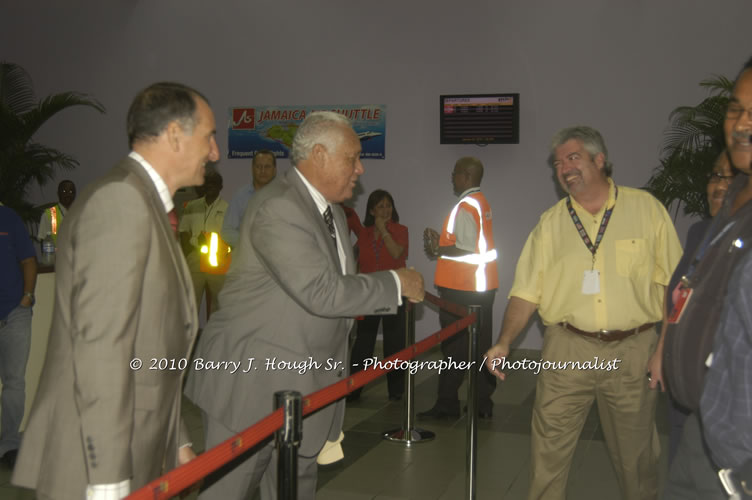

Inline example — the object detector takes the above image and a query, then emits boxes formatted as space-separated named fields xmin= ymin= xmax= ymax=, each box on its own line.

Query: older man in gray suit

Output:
xmin=185 ymin=111 xmax=424 ymax=500
xmin=12 ymin=82 xmax=219 ymax=500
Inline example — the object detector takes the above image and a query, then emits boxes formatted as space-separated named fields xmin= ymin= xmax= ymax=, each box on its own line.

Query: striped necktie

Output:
xmin=323 ymin=206 xmax=337 ymax=247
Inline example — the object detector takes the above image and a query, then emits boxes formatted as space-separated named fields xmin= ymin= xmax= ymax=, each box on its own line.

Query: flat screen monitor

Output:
xmin=440 ymin=93 xmax=519 ymax=144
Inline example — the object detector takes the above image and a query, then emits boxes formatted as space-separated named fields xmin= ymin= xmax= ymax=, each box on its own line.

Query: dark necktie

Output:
xmin=323 ymin=206 xmax=337 ymax=248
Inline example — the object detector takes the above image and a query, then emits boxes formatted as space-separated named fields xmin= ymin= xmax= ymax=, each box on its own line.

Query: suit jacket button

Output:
xmin=337 ymin=367 xmax=344 ymax=377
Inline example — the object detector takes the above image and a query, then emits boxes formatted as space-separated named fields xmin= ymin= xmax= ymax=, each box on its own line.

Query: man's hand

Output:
xmin=178 ymin=445 xmax=197 ymax=465
xmin=485 ymin=342 xmax=511 ymax=381
xmin=646 ymin=349 xmax=665 ymax=392
xmin=374 ymin=216 xmax=389 ymax=236
xmin=177 ymin=446 xmax=201 ymax=498
xmin=395 ymin=267 xmax=425 ymax=303
xmin=423 ymin=227 xmax=440 ymax=258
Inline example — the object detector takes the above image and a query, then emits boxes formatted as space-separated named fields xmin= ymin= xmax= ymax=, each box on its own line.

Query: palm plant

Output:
xmin=645 ymin=75 xmax=734 ymax=218
xmin=0 ymin=62 xmax=105 ymax=222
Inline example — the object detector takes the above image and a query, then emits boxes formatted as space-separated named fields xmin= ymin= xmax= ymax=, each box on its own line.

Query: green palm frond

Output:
xmin=646 ymin=74 xmax=732 ymax=218
xmin=22 ymin=92 xmax=105 ymax=139
xmin=0 ymin=61 xmax=106 ymax=222
xmin=699 ymin=75 xmax=734 ymax=93
xmin=0 ymin=62 xmax=35 ymax=114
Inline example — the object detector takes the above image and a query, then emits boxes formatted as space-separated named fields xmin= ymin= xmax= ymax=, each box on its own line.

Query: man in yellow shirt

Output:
xmin=486 ymin=126 xmax=681 ymax=500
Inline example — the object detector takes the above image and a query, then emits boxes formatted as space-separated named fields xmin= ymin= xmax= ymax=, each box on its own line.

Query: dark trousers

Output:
xmin=436 ymin=287 xmax=496 ymax=413
xmin=663 ymin=412 xmax=726 ymax=500
xmin=668 ymin=395 xmax=691 ymax=466
xmin=350 ymin=304 xmax=406 ymax=398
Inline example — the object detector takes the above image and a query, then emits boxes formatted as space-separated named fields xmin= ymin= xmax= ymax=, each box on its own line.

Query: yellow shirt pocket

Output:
xmin=615 ymin=239 xmax=647 ymax=277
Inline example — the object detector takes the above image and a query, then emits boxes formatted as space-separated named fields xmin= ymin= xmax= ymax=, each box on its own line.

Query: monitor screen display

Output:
xmin=440 ymin=93 xmax=519 ymax=144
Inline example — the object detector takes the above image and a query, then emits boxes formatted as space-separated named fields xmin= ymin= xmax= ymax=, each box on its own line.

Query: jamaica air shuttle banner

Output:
xmin=228 ymin=105 xmax=386 ymax=159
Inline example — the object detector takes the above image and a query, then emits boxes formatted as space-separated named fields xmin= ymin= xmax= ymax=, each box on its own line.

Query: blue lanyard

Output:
xmin=566 ymin=186 xmax=618 ymax=266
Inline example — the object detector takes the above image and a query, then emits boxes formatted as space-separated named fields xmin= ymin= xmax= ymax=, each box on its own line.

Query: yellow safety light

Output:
xmin=199 ymin=232 xmax=232 ymax=274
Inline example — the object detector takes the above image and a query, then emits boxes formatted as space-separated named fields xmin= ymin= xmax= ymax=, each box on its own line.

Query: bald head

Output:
xmin=456 ymin=157 xmax=484 ymax=186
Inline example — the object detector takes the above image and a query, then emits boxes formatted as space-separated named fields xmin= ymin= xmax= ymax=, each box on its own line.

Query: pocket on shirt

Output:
xmin=615 ymin=239 xmax=647 ymax=277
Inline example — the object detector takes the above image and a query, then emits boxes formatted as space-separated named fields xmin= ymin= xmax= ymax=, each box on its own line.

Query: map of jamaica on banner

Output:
xmin=228 ymin=105 xmax=386 ymax=159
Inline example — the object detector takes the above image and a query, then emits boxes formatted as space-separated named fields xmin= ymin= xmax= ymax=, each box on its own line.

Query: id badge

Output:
xmin=667 ymin=282 xmax=693 ymax=324
xmin=582 ymin=270 xmax=600 ymax=295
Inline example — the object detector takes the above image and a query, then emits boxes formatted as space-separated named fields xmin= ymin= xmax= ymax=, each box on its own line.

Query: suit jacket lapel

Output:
xmin=286 ymin=169 xmax=342 ymax=271
xmin=121 ymin=158 xmax=197 ymax=331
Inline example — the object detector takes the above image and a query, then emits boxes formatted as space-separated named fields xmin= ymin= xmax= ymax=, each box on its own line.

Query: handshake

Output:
xmin=394 ymin=267 xmax=425 ymax=303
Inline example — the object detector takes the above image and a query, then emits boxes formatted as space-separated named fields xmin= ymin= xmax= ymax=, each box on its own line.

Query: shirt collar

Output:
xmin=569 ymin=178 xmax=616 ymax=217
xmin=458 ymin=187 xmax=481 ymax=199
xmin=128 ymin=151 xmax=174 ymax=213
xmin=294 ymin=167 xmax=330 ymax=215
xmin=605 ymin=177 xmax=617 ymax=209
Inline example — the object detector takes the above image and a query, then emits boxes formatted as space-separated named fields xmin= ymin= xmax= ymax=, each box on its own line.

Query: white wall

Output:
xmin=3 ymin=0 xmax=750 ymax=348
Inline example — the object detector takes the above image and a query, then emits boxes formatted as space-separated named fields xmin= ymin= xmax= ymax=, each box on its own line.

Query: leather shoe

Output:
xmin=1 ymin=449 xmax=18 ymax=469
xmin=346 ymin=392 xmax=361 ymax=403
xmin=463 ymin=405 xmax=493 ymax=419
xmin=418 ymin=405 xmax=460 ymax=419
xmin=388 ymin=394 xmax=403 ymax=401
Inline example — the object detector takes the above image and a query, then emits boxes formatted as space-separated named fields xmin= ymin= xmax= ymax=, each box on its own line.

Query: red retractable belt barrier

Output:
xmin=127 ymin=292 xmax=476 ymax=500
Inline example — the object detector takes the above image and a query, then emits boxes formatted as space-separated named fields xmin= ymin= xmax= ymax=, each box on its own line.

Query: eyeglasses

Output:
xmin=708 ymin=171 xmax=735 ymax=183
xmin=726 ymin=103 xmax=752 ymax=121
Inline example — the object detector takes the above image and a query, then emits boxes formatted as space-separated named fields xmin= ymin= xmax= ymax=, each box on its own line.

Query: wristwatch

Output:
xmin=23 ymin=292 xmax=35 ymax=304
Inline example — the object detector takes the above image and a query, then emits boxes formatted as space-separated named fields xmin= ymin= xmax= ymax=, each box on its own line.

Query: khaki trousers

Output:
xmin=528 ymin=323 xmax=660 ymax=500
xmin=190 ymin=271 xmax=226 ymax=317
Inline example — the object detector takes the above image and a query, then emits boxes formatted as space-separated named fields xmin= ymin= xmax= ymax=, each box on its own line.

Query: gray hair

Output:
xmin=548 ymin=125 xmax=613 ymax=177
xmin=291 ymin=111 xmax=352 ymax=166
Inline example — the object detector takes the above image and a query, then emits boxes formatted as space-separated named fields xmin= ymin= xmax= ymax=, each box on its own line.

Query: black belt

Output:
xmin=560 ymin=322 xmax=654 ymax=342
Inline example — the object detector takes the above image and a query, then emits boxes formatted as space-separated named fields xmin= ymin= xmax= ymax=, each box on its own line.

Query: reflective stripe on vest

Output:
xmin=200 ymin=232 xmax=232 ymax=274
xmin=49 ymin=206 xmax=58 ymax=235
xmin=440 ymin=195 xmax=497 ymax=291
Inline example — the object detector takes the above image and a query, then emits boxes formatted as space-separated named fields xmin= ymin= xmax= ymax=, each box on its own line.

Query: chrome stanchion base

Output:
xmin=382 ymin=427 xmax=435 ymax=445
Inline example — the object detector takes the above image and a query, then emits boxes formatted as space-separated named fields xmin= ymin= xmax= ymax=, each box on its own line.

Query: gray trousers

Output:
xmin=199 ymin=413 xmax=319 ymax=500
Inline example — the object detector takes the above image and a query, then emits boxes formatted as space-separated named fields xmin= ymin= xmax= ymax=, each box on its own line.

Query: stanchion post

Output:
xmin=403 ymin=302 xmax=415 ymax=431
xmin=275 ymin=390 xmax=302 ymax=500
xmin=383 ymin=302 xmax=435 ymax=445
xmin=465 ymin=305 xmax=481 ymax=500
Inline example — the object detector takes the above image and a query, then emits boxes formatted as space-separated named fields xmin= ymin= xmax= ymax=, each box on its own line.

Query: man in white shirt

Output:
xmin=36 ymin=179 xmax=76 ymax=244
xmin=185 ymin=111 xmax=425 ymax=500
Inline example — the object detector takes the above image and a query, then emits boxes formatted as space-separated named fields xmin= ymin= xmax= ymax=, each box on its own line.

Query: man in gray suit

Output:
xmin=13 ymin=82 xmax=219 ymax=500
xmin=185 ymin=111 xmax=424 ymax=500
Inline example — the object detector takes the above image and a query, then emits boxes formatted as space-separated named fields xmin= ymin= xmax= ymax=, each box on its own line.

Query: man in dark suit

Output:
xmin=12 ymin=82 xmax=219 ymax=500
xmin=185 ymin=111 xmax=424 ymax=500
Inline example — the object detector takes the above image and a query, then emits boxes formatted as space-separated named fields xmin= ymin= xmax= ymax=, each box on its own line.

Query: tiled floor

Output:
xmin=0 ymin=347 xmax=670 ymax=499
